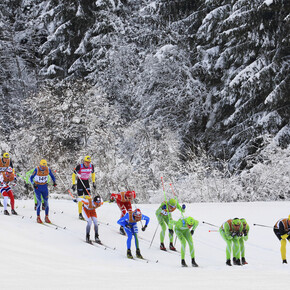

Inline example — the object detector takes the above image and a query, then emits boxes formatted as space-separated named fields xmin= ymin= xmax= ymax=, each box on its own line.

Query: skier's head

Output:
xmin=40 ymin=159 xmax=47 ymax=168
xmin=168 ymin=198 xmax=176 ymax=208
xmin=84 ymin=156 xmax=91 ymax=163
xmin=3 ymin=152 xmax=9 ymax=159
xmin=133 ymin=208 xmax=142 ymax=221
xmin=240 ymin=218 xmax=247 ymax=229
xmin=93 ymin=195 xmax=102 ymax=204
xmin=232 ymin=218 xmax=241 ymax=229
xmin=126 ymin=190 xmax=136 ymax=199
xmin=6 ymin=167 xmax=13 ymax=174
xmin=186 ymin=216 xmax=195 ymax=228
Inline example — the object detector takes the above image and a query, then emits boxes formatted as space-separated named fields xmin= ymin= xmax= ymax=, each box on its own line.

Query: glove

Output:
xmin=93 ymin=182 xmax=96 ymax=189
xmin=243 ymin=230 xmax=248 ymax=237
xmin=182 ymin=204 xmax=186 ymax=210
xmin=125 ymin=224 xmax=133 ymax=229
xmin=162 ymin=204 xmax=167 ymax=210
xmin=109 ymin=197 xmax=115 ymax=203
xmin=73 ymin=199 xmax=77 ymax=203
xmin=72 ymin=184 xmax=76 ymax=191
xmin=231 ymin=232 xmax=237 ymax=237
xmin=53 ymin=182 xmax=57 ymax=187
xmin=142 ymin=225 xmax=147 ymax=231
xmin=33 ymin=183 xmax=38 ymax=190
xmin=169 ymin=229 xmax=174 ymax=235
xmin=190 ymin=229 xmax=194 ymax=235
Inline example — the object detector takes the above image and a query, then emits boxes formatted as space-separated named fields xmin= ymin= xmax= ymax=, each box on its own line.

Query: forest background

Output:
xmin=0 ymin=0 xmax=289 ymax=203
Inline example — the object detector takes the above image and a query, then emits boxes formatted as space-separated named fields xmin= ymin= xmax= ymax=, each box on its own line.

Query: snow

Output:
xmin=1 ymin=199 xmax=290 ymax=290
xmin=264 ymin=0 xmax=274 ymax=6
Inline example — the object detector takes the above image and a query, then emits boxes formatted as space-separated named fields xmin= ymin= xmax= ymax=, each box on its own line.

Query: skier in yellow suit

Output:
xmin=273 ymin=215 xmax=290 ymax=264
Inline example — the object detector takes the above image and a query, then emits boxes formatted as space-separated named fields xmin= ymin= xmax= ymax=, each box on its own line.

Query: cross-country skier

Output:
xmin=239 ymin=218 xmax=250 ymax=265
xmin=273 ymin=215 xmax=290 ymax=264
xmin=155 ymin=198 xmax=185 ymax=251
xmin=117 ymin=208 xmax=150 ymax=259
xmin=110 ymin=190 xmax=136 ymax=235
xmin=30 ymin=159 xmax=56 ymax=223
xmin=0 ymin=167 xmax=17 ymax=215
xmin=0 ymin=152 xmax=14 ymax=207
xmin=74 ymin=195 xmax=103 ymax=243
xmin=173 ymin=216 xmax=199 ymax=267
xmin=72 ymin=155 xmax=96 ymax=220
xmin=25 ymin=168 xmax=47 ymax=210
xmin=219 ymin=218 xmax=243 ymax=266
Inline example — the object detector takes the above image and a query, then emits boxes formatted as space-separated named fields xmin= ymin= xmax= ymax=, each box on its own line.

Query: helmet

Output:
xmin=133 ymin=208 xmax=142 ymax=218
xmin=93 ymin=195 xmax=101 ymax=203
xmin=40 ymin=159 xmax=47 ymax=167
xmin=126 ymin=191 xmax=136 ymax=199
xmin=84 ymin=156 xmax=91 ymax=162
xmin=3 ymin=152 xmax=9 ymax=158
xmin=186 ymin=217 xmax=195 ymax=226
xmin=6 ymin=167 xmax=13 ymax=173
xmin=168 ymin=198 xmax=176 ymax=207
xmin=232 ymin=218 xmax=241 ymax=226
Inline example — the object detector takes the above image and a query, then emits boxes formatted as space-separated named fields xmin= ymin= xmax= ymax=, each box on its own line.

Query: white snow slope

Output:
xmin=1 ymin=199 xmax=290 ymax=290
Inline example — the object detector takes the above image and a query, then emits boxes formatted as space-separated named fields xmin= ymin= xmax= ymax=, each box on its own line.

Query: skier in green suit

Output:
xmin=173 ymin=216 xmax=199 ymax=267
xmin=155 ymin=198 xmax=185 ymax=251
xmin=219 ymin=218 xmax=243 ymax=266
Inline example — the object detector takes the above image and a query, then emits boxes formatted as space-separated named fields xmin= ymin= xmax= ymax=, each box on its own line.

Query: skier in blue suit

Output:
xmin=30 ymin=159 xmax=56 ymax=224
xmin=117 ymin=208 xmax=150 ymax=259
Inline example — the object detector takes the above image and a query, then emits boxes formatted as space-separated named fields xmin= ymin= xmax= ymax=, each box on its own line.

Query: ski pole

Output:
xmin=253 ymin=223 xmax=272 ymax=228
xmin=73 ymin=169 xmax=92 ymax=197
xmin=202 ymin=221 xmax=219 ymax=228
xmin=208 ymin=230 xmax=219 ymax=232
xmin=54 ymin=170 xmax=75 ymax=198
xmin=149 ymin=223 xmax=159 ymax=249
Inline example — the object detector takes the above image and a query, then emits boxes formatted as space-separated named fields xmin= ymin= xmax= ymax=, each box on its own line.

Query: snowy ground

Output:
xmin=0 ymin=199 xmax=290 ymax=290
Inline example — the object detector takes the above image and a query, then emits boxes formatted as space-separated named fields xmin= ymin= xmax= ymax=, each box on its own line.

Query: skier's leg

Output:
xmin=41 ymin=186 xmax=49 ymax=216
xmin=124 ymin=227 xmax=133 ymax=249
xmin=184 ymin=231 xmax=195 ymax=258
xmin=219 ymin=228 xmax=232 ymax=260
xmin=175 ymin=229 xmax=186 ymax=259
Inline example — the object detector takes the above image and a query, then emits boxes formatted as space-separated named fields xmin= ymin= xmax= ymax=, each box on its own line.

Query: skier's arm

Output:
xmin=223 ymin=222 xmax=232 ymax=239
xmin=141 ymin=214 xmax=150 ymax=226
xmin=48 ymin=168 xmax=56 ymax=183
xmin=117 ymin=214 xmax=129 ymax=227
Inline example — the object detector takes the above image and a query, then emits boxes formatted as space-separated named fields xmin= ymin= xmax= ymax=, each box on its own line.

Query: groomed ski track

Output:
xmin=0 ymin=199 xmax=289 ymax=290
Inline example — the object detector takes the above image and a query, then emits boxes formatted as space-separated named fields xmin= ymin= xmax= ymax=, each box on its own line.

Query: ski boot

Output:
xmin=79 ymin=213 xmax=84 ymax=220
xmin=120 ymin=226 xmax=126 ymax=235
xmin=233 ymin=257 xmax=242 ymax=266
xmin=4 ymin=209 xmax=10 ymax=215
xmin=181 ymin=259 xmax=188 ymax=267
xmin=45 ymin=215 xmax=51 ymax=223
xmin=191 ymin=258 xmax=199 ymax=267
xmin=127 ymin=249 xmax=133 ymax=259
xmin=37 ymin=216 xmax=43 ymax=223
xmin=86 ymin=234 xmax=92 ymax=244
xmin=11 ymin=209 xmax=18 ymax=215
xmin=136 ymin=248 xmax=143 ymax=259
xmin=0 ymin=201 xmax=3 ymax=207
xmin=160 ymin=243 xmax=167 ymax=251
xmin=169 ymin=243 xmax=177 ymax=251
xmin=42 ymin=203 xmax=45 ymax=210
xmin=242 ymin=257 xmax=248 ymax=265
xmin=283 ymin=259 xmax=288 ymax=264
xmin=95 ymin=234 xmax=101 ymax=244
xmin=226 ymin=259 xmax=232 ymax=266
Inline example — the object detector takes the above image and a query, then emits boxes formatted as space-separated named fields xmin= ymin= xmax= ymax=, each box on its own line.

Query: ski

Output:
xmin=92 ymin=241 xmax=116 ymax=250
xmin=46 ymin=222 xmax=67 ymax=230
